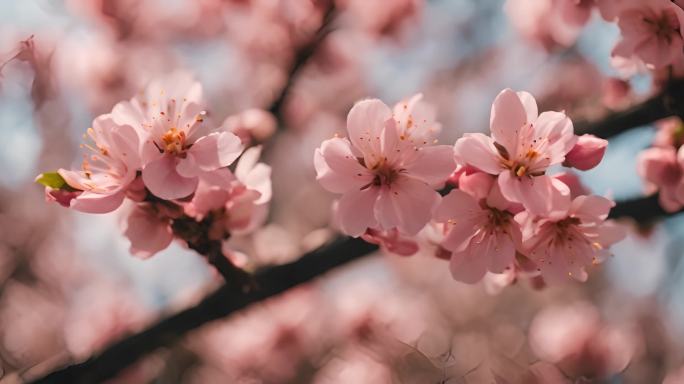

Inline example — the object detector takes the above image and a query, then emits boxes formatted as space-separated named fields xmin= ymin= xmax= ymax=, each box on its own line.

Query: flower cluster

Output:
xmin=38 ymin=73 xmax=272 ymax=259
xmin=315 ymin=89 xmax=624 ymax=284
xmin=506 ymin=0 xmax=684 ymax=83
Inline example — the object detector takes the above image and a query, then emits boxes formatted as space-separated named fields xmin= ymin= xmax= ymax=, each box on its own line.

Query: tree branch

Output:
xmin=575 ymin=79 xmax=684 ymax=139
xmin=28 ymin=193 xmax=683 ymax=384
xmin=267 ymin=1 xmax=336 ymax=122
xmin=27 ymin=237 xmax=379 ymax=384
xmin=608 ymin=193 xmax=683 ymax=222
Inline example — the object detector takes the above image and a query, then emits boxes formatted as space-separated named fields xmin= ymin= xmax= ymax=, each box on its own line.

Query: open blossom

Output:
xmin=604 ymin=0 xmax=684 ymax=70
xmin=187 ymin=146 xmax=272 ymax=238
xmin=112 ymin=73 xmax=244 ymax=200
xmin=434 ymin=172 xmax=523 ymax=283
xmin=314 ymin=97 xmax=455 ymax=236
xmin=517 ymin=195 xmax=626 ymax=282
xmin=57 ymin=115 xmax=141 ymax=213
xmin=454 ymin=89 xmax=576 ymax=215
xmin=529 ymin=302 xmax=639 ymax=379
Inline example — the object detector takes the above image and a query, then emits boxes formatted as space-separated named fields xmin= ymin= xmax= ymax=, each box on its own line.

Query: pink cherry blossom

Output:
xmin=314 ymin=98 xmax=455 ymax=236
xmin=453 ymin=89 xmax=577 ymax=215
xmin=563 ymin=134 xmax=608 ymax=171
xmin=505 ymin=0 xmax=594 ymax=50
xmin=112 ymin=73 xmax=245 ymax=200
xmin=529 ymin=302 xmax=639 ymax=379
xmin=222 ymin=108 xmax=277 ymax=145
xmin=637 ymin=146 xmax=684 ymax=212
xmin=434 ymin=172 xmax=523 ymax=283
xmin=608 ymin=0 xmax=684 ymax=69
xmin=186 ymin=146 xmax=272 ymax=237
xmin=57 ymin=115 xmax=141 ymax=213
xmin=517 ymin=195 xmax=626 ymax=282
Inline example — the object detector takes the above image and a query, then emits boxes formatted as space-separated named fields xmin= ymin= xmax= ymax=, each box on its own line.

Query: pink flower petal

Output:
xmin=314 ymin=137 xmax=374 ymax=194
xmin=434 ymin=189 xmax=481 ymax=222
xmin=488 ymin=230 xmax=517 ymax=273
xmin=336 ymin=187 xmax=380 ymax=237
xmin=376 ymin=176 xmax=440 ymax=235
xmin=142 ymin=155 xmax=199 ymax=200
xmin=124 ymin=205 xmax=173 ymax=259
xmin=403 ymin=145 xmax=456 ymax=186
xmin=346 ymin=99 xmax=392 ymax=159
xmin=188 ymin=132 xmax=244 ymax=171
xmin=498 ymin=172 xmax=556 ymax=215
xmin=449 ymin=240 xmax=490 ymax=284
xmin=490 ymin=88 xmax=528 ymax=155
xmin=453 ymin=133 xmax=503 ymax=174
xmin=70 ymin=190 xmax=127 ymax=214
xmin=570 ymin=195 xmax=614 ymax=223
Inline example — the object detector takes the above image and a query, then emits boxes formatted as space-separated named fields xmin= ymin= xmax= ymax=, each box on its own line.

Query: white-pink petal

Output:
xmin=336 ymin=187 xmax=380 ymax=237
xmin=142 ymin=155 xmax=199 ymax=200
xmin=453 ymin=133 xmax=503 ymax=174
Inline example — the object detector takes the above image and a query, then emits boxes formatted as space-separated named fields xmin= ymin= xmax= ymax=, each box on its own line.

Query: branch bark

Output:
xmin=267 ymin=1 xmax=336 ymax=122
xmin=28 ymin=237 xmax=378 ymax=384
xmin=608 ymin=193 xmax=682 ymax=222
xmin=575 ymin=79 xmax=684 ymax=139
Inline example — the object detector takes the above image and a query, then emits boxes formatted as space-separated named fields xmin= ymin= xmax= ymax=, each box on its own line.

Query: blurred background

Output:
xmin=1 ymin=0 xmax=683 ymax=383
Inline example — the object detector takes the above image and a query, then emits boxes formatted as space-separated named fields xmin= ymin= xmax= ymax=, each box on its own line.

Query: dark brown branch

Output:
xmin=268 ymin=1 xmax=336 ymax=121
xmin=608 ymin=193 xmax=683 ymax=222
xmin=576 ymin=79 xmax=684 ymax=139
xmin=28 ymin=237 xmax=378 ymax=384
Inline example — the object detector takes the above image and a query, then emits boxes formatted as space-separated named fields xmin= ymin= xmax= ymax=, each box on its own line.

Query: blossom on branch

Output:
xmin=314 ymin=96 xmax=455 ymax=236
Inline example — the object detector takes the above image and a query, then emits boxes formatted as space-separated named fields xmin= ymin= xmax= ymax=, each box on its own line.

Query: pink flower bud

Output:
xmin=563 ymin=134 xmax=608 ymax=171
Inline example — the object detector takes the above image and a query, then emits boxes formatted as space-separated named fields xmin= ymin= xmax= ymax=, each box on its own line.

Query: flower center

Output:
xmin=160 ymin=128 xmax=186 ymax=155
xmin=644 ymin=10 xmax=679 ymax=43
xmin=487 ymin=207 xmax=511 ymax=228
xmin=372 ymin=163 xmax=400 ymax=186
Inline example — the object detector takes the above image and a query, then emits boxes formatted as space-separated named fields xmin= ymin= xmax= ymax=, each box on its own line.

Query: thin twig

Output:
xmin=268 ymin=1 xmax=336 ymax=123
xmin=575 ymin=79 xmax=684 ymax=138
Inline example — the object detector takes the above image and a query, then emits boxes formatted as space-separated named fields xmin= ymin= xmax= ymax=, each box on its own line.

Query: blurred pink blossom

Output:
xmin=637 ymin=146 xmax=684 ymax=212
xmin=608 ymin=0 xmax=684 ymax=70
xmin=222 ymin=108 xmax=277 ymax=145
xmin=529 ymin=302 xmax=639 ymax=379
xmin=505 ymin=0 xmax=594 ymax=50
